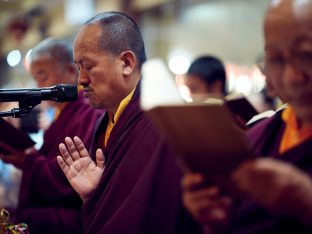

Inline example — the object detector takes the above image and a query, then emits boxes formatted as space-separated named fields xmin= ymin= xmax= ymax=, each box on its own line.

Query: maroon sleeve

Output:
xmin=15 ymin=94 xmax=103 ymax=233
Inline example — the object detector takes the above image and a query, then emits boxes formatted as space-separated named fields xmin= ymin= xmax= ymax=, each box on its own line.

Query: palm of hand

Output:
xmin=66 ymin=157 xmax=104 ymax=200
xmin=57 ymin=136 xmax=106 ymax=201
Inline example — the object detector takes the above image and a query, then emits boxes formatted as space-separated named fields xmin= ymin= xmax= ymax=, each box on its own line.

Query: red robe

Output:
xmin=14 ymin=91 xmax=103 ymax=234
xmin=84 ymin=86 xmax=200 ymax=233
xmin=230 ymin=110 xmax=312 ymax=233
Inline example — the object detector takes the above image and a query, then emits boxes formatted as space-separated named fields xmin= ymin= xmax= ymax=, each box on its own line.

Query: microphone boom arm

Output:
xmin=0 ymin=84 xmax=77 ymax=118
xmin=0 ymin=94 xmax=42 ymax=118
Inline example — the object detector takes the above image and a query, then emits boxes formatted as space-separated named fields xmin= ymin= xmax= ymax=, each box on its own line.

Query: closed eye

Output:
xmin=85 ymin=66 xmax=93 ymax=71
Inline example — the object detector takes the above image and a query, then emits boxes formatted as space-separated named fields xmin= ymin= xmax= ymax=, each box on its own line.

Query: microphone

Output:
xmin=0 ymin=84 xmax=78 ymax=102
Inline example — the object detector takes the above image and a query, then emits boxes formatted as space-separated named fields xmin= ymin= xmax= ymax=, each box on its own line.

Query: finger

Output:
xmin=96 ymin=148 xmax=105 ymax=169
xmin=56 ymin=155 xmax=70 ymax=175
xmin=233 ymin=160 xmax=255 ymax=174
xmin=189 ymin=198 xmax=213 ymax=215
xmin=235 ymin=159 xmax=278 ymax=183
xmin=73 ymin=136 xmax=90 ymax=158
xmin=202 ymin=207 xmax=228 ymax=223
xmin=232 ymin=160 xmax=261 ymax=184
xmin=184 ymin=189 xmax=222 ymax=216
xmin=185 ymin=186 xmax=220 ymax=203
xmin=65 ymin=137 xmax=80 ymax=160
xmin=185 ymin=194 xmax=230 ymax=224
xmin=192 ymin=192 xmax=220 ymax=209
xmin=199 ymin=196 xmax=233 ymax=222
xmin=181 ymin=173 xmax=204 ymax=190
xmin=59 ymin=143 xmax=74 ymax=166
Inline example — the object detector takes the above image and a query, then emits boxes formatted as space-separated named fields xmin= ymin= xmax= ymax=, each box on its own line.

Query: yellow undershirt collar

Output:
xmin=279 ymin=106 xmax=312 ymax=154
xmin=104 ymin=89 xmax=135 ymax=146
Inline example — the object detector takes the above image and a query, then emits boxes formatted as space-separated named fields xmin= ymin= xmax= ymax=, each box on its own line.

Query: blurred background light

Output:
xmin=7 ymin=49 xmax=21 ymax=67
xmin=168 ymin=55 xmax=190 ymax=75
xmin=233 ymin=75 xmax=252 ymax=95
xmin=65 ymin=0 xmax=95 ymax=25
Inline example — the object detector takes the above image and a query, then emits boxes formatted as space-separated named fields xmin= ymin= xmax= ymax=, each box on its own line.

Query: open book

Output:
xmin=0 ymin=117 xmax=36 ymax=154
xmin=224 ymin=93 xmax=259 ymax=125
xmin=141 ymin=59 xmax=252 ymax=192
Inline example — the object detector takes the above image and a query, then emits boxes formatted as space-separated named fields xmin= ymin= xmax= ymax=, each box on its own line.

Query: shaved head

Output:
xmin=265 ymin=0 xmax=312 ymax=34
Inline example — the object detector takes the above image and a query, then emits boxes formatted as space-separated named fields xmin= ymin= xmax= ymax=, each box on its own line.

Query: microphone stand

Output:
xmin=0 ymin=94 xmax=42 ymax=118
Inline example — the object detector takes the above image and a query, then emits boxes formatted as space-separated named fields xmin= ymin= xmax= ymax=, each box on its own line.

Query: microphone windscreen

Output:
xmin=56 ymin=84 xmax=78 ymax=102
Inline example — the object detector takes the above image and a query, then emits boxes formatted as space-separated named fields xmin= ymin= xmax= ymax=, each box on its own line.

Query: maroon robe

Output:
xmin=230 ymin=110 xmax=312 ymax=233
xmin=84 ymin=85 xmax=200 ymax=234
xmin=14 ymin=91 xmax=103 ymax=234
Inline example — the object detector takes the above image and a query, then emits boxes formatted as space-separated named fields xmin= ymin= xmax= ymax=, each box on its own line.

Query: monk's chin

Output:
xmin=292 ymin=106 xmax=312 ymax=125
xmin=89 ymin=100 xmax=104 ymax=109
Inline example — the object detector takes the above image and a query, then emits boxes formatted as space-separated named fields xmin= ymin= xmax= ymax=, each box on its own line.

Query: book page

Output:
xmin=224 ymin=93 xmax=259 ymax=124
xmin=140 ymin=59 xmax=184 ymax=111
xmin=147 ymin=103 xmax=251 ymax=189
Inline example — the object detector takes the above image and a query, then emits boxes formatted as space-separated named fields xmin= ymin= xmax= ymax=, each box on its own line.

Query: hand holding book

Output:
xmin=140 ymin=59 xmax=253 ymax=193
xmin=0 ymin=117 xmax=36 ymax=168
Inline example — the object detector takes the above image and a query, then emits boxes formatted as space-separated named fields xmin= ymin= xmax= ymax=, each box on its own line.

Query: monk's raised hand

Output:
xmin=57 ymin=136 xmax=105 ymax=202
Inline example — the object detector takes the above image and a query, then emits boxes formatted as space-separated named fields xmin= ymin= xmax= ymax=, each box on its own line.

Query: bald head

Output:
xmin=83 ymin=12 xmax=147 ymax=69
xmin=265 ymin=0 xmax=312 ymax=35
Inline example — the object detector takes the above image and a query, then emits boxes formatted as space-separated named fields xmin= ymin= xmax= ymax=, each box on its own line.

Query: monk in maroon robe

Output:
xmin=14 ymin=91 xmax=102 ymax=233
xmin=181 ymin=0 xmax=312 ymax=233
xmin=57 ymin=12 xmax=200 ymax=234
xmin=83 ymin=86 xmax=198 ymax=233
xmin=0 ymin=38 xmax=103 ymax=234
xmin=226 ymin=110 xmax=312 ymax=233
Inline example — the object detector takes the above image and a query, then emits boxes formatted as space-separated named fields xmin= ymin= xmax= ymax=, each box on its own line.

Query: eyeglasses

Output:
xmin=263 ymin=51 xmax=312 ymax=77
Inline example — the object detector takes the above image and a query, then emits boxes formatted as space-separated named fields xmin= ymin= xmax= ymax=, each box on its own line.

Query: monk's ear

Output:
xmin=120 ymin=51 xmax=136 ymax=76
